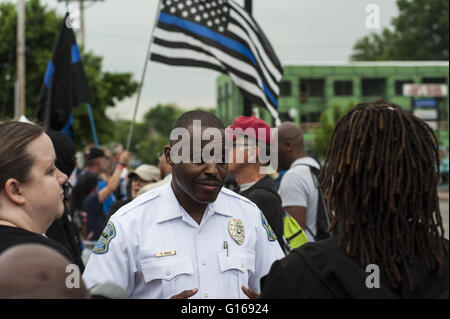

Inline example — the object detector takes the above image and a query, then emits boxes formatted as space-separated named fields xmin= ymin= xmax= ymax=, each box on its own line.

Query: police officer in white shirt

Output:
xmin=82 ymin=111 xmax=284 ymax=299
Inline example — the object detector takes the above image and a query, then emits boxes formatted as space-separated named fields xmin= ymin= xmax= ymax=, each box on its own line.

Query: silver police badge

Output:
xmin=228 ymin=218 xmax=245 ymax=245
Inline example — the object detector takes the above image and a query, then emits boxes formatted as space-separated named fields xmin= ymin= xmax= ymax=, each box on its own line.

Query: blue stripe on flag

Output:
xmin=159 ymin=12 xmax=277 ymax=107
xmin=44 ymin=60 xmax=54 ymax=88
xmin=71 ymin=44 xmax=81 ymax=64
xmin=263 ymin=82 xmax=277 ymax=107
xmin=159 ymin=12 xmax=257 ymax=66
xmin=60 ymin=113 xmax=74 ymax=139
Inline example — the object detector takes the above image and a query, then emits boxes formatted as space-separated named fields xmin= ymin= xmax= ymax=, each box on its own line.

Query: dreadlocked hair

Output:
xmin=321 ymin=100 xmax=446 ymax=291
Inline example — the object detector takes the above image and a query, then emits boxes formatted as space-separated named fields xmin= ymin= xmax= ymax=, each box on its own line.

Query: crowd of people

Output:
xmin=0 ymin=100 xmax=448 ymax=299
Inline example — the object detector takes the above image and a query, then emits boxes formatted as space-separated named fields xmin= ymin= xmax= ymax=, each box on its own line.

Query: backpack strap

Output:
xmin=285 ymin=227 xmax=304 ymax=241
xmin=247 ymin=183 xmax=293 ymax=254
xmin=294 ymin=162 xmax=330 ymax=241
xmin=248 ymin=184 xmax=282 ymax=201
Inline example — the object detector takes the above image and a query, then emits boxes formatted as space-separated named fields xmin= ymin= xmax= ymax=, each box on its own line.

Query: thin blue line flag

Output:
xmin=150 ymin=0 xmax=283 ymax=121
xmin=36 ymin=13 xmax=91 ymax=131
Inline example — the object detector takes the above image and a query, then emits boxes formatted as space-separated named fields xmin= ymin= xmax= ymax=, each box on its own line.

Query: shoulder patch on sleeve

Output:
xmin=260 ymin=211 xmax=277 ymax=242
xmin=92 ymin=221 xmax=116 ymax=254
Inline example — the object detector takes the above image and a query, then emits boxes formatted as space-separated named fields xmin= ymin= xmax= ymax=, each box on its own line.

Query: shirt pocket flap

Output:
xmin=139 ymin=255 xmax=194 ymax=283
xmin=218 ymin=249 xmax=256 ymax=273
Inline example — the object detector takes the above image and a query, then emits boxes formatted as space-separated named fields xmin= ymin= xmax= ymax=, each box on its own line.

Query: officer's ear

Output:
xmin=164 ymin=145 xmax=175 ymax=168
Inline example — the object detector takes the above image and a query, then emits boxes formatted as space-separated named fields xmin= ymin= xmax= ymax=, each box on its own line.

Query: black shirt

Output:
xmin=46 ymin=208 xmax=85 ymax=272
xmin=239 ymin=175 xmax=285 ymax=250
xmin=260 ymin=235 xmax=449 ymax=299
xmin=0 ymin=225 xmax=73 ymax=262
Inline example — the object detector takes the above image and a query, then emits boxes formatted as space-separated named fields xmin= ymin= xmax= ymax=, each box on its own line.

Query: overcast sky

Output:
xmin=29 ymin=0 xmax=398 ymax=120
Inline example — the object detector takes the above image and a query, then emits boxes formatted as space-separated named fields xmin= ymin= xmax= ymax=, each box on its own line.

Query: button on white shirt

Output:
xmin=82 ymin=182 xmax=284 ymax=299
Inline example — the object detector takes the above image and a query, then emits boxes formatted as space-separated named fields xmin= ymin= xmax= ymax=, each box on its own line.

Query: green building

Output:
xmin=216 ymin=61 xmax=449 ymax=147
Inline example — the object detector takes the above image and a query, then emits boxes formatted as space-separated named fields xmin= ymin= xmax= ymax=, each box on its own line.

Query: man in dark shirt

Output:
xmin=227 ymin=116 xmax=285 ymax=251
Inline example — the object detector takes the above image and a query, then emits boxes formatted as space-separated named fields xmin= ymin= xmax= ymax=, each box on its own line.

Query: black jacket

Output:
xmin=46 ymin=205 xmax=85 ymax=272
xmin=261 ymin=235 xmax=449 ymax=299
xmin=239 ymin=175 xmax=284 ymax=249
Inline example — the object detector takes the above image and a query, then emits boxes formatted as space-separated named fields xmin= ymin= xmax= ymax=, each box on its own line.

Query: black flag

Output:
xmin=36 ymin=13 xmax=91 ymax=131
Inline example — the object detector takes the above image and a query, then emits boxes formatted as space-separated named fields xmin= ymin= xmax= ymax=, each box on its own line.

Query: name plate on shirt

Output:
xmin=155 ymin=250 xmax=176 ymax=258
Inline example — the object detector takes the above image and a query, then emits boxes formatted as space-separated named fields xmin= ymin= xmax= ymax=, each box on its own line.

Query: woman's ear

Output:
xmin=4 ymin=178 xmax=26 ymax=205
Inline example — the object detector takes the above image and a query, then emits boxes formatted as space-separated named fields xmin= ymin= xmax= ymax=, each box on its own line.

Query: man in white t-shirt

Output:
xmin=277 ymin=123 xmax=320 ymax=241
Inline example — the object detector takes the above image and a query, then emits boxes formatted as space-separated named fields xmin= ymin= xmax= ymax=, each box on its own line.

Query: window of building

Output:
xmin=334 ymin=80 xmax=353 ymax=96
xmin=279 ymin=81 xmax=292 ymax=96
xmin=422 ymin=77 xmax=447 ymax=84
xmin=300 ymin=79 xmax=325 ymax=98
xmin=395 ymin=80 xmax=414 ymax=95
xmin=278 ymin=112 xmax=292 ymax=122
xmin=227 ymin=82 xmax=233 ymax=97
xmin=362 ymin=78 xmax=386 ymax=96
xmin=218 ymin=86 xmax=224 ymax=101
xmin=300 ymin=112 xmax=321 ymax=123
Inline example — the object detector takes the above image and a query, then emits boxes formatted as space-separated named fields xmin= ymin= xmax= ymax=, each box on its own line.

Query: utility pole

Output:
xmin=243 ymin=0 xmax=252 ymax=117
xmin=16 ymin=0 xmax=26 ymax=119
xmin=79 ymin=0 xmax=85 ymax=47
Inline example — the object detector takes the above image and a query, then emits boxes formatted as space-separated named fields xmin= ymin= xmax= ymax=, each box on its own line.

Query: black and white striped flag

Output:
xmin=150 ymin=0 xmax=283 ymax=122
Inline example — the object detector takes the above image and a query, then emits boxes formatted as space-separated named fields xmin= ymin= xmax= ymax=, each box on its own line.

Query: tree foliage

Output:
xmin=0 ymin=0 xmax=59 ymax=118
xmin=352 ymin=0 xmax=449 ymax=61
xmin=143 ymin=103 xmax=185 ymax=139
xmin=72 ymin=52 xmax=138 ymax=147
xmin=113 ymin=103 xmax=186 ymax=165
xmin=312 ymin=101 xmax=354 ymax=160
xmin=136 ymin=134 xmax=169 ymax=165
xmin=0 ymin=0 xmax=139 ymax=148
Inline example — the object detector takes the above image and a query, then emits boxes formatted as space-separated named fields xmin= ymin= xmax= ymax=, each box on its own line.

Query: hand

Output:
xmin=241 ymin=286 xmax=260 ymax=299
xmin=118 ymin=151 xmax=130 ymax=166
xmin=170 ymin=288 xmax=198 ymax=299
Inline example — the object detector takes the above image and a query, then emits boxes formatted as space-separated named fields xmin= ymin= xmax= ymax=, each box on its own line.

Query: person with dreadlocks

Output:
xmin=259 ymin=100 xmax=448 ymax=298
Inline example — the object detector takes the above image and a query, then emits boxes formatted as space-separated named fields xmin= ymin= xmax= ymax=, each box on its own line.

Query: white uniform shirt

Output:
xmin=82 ymin=182 xmax=284 ymax=299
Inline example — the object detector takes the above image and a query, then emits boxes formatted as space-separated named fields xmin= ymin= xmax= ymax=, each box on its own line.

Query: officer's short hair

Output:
xmin=170 ymin=111 xmax=225 ymax=145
